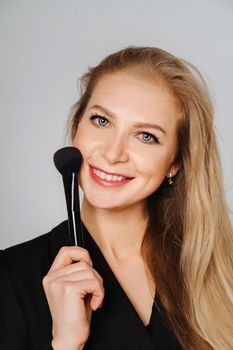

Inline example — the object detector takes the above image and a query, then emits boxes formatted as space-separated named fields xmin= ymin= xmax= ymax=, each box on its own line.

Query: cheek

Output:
xmin=73 ymin=125 xmax=91 ymax=156
xmin=136 ymin=155 xmax=171 ymax=196
xmin=134 ymin=147 xmax=173 ymax=178
xmin=73 ymin=126 xmax=100 ymax=181
xmin=73 ymin=133 xmax=84 ymax=151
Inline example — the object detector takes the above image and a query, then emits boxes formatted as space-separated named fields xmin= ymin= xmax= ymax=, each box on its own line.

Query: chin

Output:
xmin=83 ymin=190 xmax=130 ymax=210
xmin=86 ymin=198 xmax=120 ymax=210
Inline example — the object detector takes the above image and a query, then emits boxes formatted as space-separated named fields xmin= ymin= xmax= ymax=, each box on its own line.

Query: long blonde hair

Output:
xmin=68 ymin=46 xmax=233 ymax=350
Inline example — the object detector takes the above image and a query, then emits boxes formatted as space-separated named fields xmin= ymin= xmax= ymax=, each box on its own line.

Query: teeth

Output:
xmin=106 ymin=174 xmax=113 ymax=181
xmin=93 ymin=168 xmax=126 ymax=182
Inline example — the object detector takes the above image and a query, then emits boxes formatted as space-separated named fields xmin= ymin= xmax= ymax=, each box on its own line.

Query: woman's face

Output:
xmin=74 ymin=71 xmax=180 ymax=211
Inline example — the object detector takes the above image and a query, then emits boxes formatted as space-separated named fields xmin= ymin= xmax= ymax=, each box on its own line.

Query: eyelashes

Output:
xmin=90 ymin=114 xmax=108 ymax=127
xmin=89 ymin=114 xmax=160 ymax=144
xmin=140 ymin=132 xmax=159 ymax=144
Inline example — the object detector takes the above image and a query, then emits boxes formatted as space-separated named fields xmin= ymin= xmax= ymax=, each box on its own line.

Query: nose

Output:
xmin=100 ymin=135 xmax=129 ymax=164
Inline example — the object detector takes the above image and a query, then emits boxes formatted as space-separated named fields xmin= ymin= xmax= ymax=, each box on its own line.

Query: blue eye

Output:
xmin=90 ymin=115 xmax=109 ymax=127
xmin=140 ymin=132 xmax=160 ymax=144
xmin=98 ymin=117 xmax=108 ymax=126
xmin=142 ymin=132 xmax=152 ymax=142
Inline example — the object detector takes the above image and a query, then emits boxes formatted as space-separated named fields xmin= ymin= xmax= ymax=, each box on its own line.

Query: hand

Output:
xmin=42 ymin=246 xmax=104 ymax=350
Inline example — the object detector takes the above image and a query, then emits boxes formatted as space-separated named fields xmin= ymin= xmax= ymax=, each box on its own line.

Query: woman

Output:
xmin=0 ymin=46 xmax=233 ymax=350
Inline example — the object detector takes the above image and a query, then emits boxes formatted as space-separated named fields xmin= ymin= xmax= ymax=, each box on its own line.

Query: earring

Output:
xmin=168 ymin=173 xmax=173 ymax=185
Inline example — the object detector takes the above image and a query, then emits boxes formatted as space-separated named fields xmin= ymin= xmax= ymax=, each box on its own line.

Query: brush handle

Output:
xmin=62 ymin=172 xmax=84 ymax=247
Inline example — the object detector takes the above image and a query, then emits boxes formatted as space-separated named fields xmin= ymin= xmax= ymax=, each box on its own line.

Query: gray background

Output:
xmin=0 ymin=0 xmax=232 ymax=249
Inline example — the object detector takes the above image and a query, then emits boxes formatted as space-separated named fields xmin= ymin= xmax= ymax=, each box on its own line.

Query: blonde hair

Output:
xmin=68 ymin=46 xmax=233 ymax=349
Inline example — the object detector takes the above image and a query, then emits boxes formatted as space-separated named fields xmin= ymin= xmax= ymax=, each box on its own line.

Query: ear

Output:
xmin=166 ymin=163 xmax=180 ymax=179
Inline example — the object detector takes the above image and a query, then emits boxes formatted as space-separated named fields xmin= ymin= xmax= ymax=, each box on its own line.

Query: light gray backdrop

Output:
xmin=0 ymin=0 xmax=232 ymax=248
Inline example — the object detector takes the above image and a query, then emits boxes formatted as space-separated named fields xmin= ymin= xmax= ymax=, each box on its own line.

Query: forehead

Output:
xmin=86 ymin=72 xmax=180 ymax=132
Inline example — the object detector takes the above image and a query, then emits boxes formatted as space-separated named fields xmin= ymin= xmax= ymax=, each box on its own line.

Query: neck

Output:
xmin=81 ymin=198 xmax=149 ymax=261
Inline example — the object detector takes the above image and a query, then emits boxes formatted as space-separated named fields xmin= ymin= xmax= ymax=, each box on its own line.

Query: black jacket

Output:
xmin=0 ymin=221 xmax=181 ymax=349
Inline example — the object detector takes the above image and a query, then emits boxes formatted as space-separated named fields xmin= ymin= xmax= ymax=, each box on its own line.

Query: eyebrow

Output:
xmin=89 ymin=104 xmax=167 ymax=135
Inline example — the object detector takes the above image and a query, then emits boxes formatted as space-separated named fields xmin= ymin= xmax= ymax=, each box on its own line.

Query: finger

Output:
xmin=45 ymin=261 xmax=103 ymax=284
xmin=53 ymin=270 xmax=103 ymax=286
xmin=55 ymin=279 xmax=105 ymax=309
xmin=50 ymin=246 xmax=93 ymax=271
xmin=75 ymin=279 xmax=105 ymax=310
xmin=46 ymin=260 xmax=93 ymax=280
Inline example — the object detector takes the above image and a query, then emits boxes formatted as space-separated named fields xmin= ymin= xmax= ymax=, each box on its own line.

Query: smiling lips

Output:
xmin=89 ymin=165 xmax=134 ymax=187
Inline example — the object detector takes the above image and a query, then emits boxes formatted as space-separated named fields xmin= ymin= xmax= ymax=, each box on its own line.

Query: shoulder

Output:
xmin=0 ymin=220 xmax=70 ymax=279
xmin=0 ymin=221 xmax=69 ymax=349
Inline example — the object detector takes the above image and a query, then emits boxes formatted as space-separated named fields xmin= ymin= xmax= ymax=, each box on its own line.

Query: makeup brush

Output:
xmin=53 ymin=146 xmax=84 ymax=247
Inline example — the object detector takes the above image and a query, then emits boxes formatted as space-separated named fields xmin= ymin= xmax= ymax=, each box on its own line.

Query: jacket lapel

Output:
xmin=48 ymin=220 xmax=155 ymax=349
xmin=82 ymin=223 xmax=156 ymax=350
